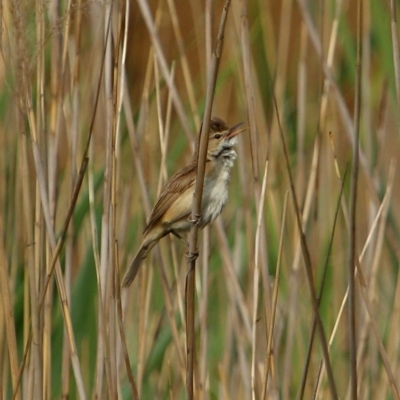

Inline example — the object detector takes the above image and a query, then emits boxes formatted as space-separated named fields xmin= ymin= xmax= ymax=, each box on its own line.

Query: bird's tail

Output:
xmin=122 ymin=239 xmax=157 ymax=287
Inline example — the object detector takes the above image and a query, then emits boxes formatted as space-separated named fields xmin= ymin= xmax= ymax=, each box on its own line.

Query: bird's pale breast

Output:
xmin=200 ymin=149 xmax=236 ymax=227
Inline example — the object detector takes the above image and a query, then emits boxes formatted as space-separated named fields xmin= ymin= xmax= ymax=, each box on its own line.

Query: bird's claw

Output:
xmin=185 ymin=250 xmax=199 ymax=263
xmin=187 ymin=213 xmax=201 ymax=225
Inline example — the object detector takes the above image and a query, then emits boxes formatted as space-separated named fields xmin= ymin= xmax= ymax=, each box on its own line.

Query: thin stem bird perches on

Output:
xmin=186 ymin=1 xmax=232 ymax=399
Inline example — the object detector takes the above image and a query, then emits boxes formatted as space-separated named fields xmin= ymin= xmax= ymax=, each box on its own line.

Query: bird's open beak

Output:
xmin=227 ymin=122 xmax=246 ymax=139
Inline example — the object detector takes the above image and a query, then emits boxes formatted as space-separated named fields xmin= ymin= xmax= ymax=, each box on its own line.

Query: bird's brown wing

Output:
xmin=143 ymin=161 xmax=197 ymax=235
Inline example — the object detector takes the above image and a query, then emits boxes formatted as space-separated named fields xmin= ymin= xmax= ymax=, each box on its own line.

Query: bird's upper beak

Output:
xmin=226 ymin=122 xmax=246 ymax=139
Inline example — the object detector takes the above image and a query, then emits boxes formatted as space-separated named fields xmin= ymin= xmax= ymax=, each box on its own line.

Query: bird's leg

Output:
xmin=171 ymin=230 xmax=189 ymax=246
xmin=170 ymin=230 xmax=199 ymax=262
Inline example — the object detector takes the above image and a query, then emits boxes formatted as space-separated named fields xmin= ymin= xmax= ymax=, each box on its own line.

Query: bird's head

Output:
xmin=205 ymin=117 xmax=245 ymax=159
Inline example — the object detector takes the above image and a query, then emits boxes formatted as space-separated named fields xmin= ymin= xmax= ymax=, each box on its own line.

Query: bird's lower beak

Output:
xmin=227 ymin=122 xmax=246 ymax=139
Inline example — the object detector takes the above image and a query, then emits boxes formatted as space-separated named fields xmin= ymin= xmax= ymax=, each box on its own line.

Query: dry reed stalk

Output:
xmin=84 ymin=7 xmax=111 ymax=396
xmin=137 ymin=262 xmax=154 ymax=395
xmin=231 ymin=7 xmax=270 ymax=396
xmin=318 ymin=0 xmax=343 ymax=130
xmin=199 ymin=226 xmax=210 ymax=400
xmin=136 ymin=0 xmax=193 ymax=143
xmin=329 ymin=183 xmax=394 ymax=338
xmin=368 ymin=162 xmax=396 ymax=300
xmin=239 ymin=0 xmax=259 ymax=182
xmin=216 ymin=219 xmax=252 ymax=339
xmin=282 ymin=138 xmax=320 ymax=397
xmin=215 ymin=215 xmax=251 ymax=391
xmin=205 ymin=0 xmax=213 ymax=72
xmin=238 ymin=4 xmax=272 ymax=371
xmin=342 ymin=168 xmax=398 ymax=399
xmin=124 ymin=54 xmax=153 ymax=217
xmin=221 ymin=304 xmax=250 ymax=399
xmin=251 ymin=159 xmax=268 ymax=399
xmin=17 ymin=43 xmax=88 ymax=400
xmin=268 ymin=0 xmax=293 ymax=176
xmin=166 ymin=0 xmax=201 ymax=128
xmin=155 ymin=248 xmax=187 ymax=378
xmin=347 ymin=1 xmax=363 ymax=396
xmin=376 ymin=262 xmax=400 ymax=399
xmin=111 ymin=1 xmax=127 ymax=397
xmin=220 ymin=306 xmax=233 ymax=397
xmin=88 ymin=138 xmax=104 ymax=399
xmin=354 ymin=255 xmax=400 ymax=399
xmin=298 ymin=166 xmax=348 ymax=400
xmin=18 ymin=0 xmax=104 ymax=398
xmin=186 ymin=2 xmax=231 ymax=398
xmin=0 ymin=220 xmax=21 ymax=400
xmin=296 ymin=24 xmax=307 ymax=200
xmin=19 ymin=1 xmax=45 ymax=398
xmin=263 ymin=190 xmax=288 ymax=399
xmin=294 ymin=1 xmax=340 ymax=395
xmin=154 ymin=58 xmax=174 ymax=195
xmin=271 ymin=67 xmax=339 ymax=400
xmin=121 ymin=44 xmax=156 ymax=396
xmin=116 ymin=247 xmax=139 ymax=400
xmin=170 ymin=242 xmax=186 ymax=325
xmin=298 ymin=0 xmax=398 ymax=235
xmin=103 ymin=4 xmax=116 ymax=395
xmin=390 ymin=0 xmax=400 ymax=124
xmin=297 ymin=0 xmax=353 ymax=138
xmin=19 ymin=128 xmax=41 ymax=400
xmin=115 ymin=3 xmax=132 ymax=392
xmin=296 ymin=3 xmax=400 ymax=396
xmin=145 ymin=16 xmax=188 ymax=384
xmin=314 ymin=160 xmax=398 ymax=399
xmin=18 ymin=148 xmax=88 ymax=400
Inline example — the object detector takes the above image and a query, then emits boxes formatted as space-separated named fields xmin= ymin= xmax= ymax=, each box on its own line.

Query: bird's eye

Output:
xmin=214 ymin=133 xmax=222 ymax=139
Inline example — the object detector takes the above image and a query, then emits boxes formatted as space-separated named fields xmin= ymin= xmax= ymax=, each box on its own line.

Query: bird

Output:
xmin=122 ymin=117 xmax=244 ymax=287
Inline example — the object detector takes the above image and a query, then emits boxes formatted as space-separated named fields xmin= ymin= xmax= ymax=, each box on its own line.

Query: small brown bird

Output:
xmin=122 ymin=117 xmax=244 ymax=287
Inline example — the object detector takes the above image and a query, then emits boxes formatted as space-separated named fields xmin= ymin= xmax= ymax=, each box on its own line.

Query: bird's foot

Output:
xmin=185 ymin=249 xmax=199 ymax=263
xmin=187 ymin=213 xmax=201 ymax=225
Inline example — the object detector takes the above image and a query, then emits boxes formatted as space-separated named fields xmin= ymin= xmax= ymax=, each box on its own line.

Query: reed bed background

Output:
xmin=1 ymin=0 xmax=400 ymax=399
